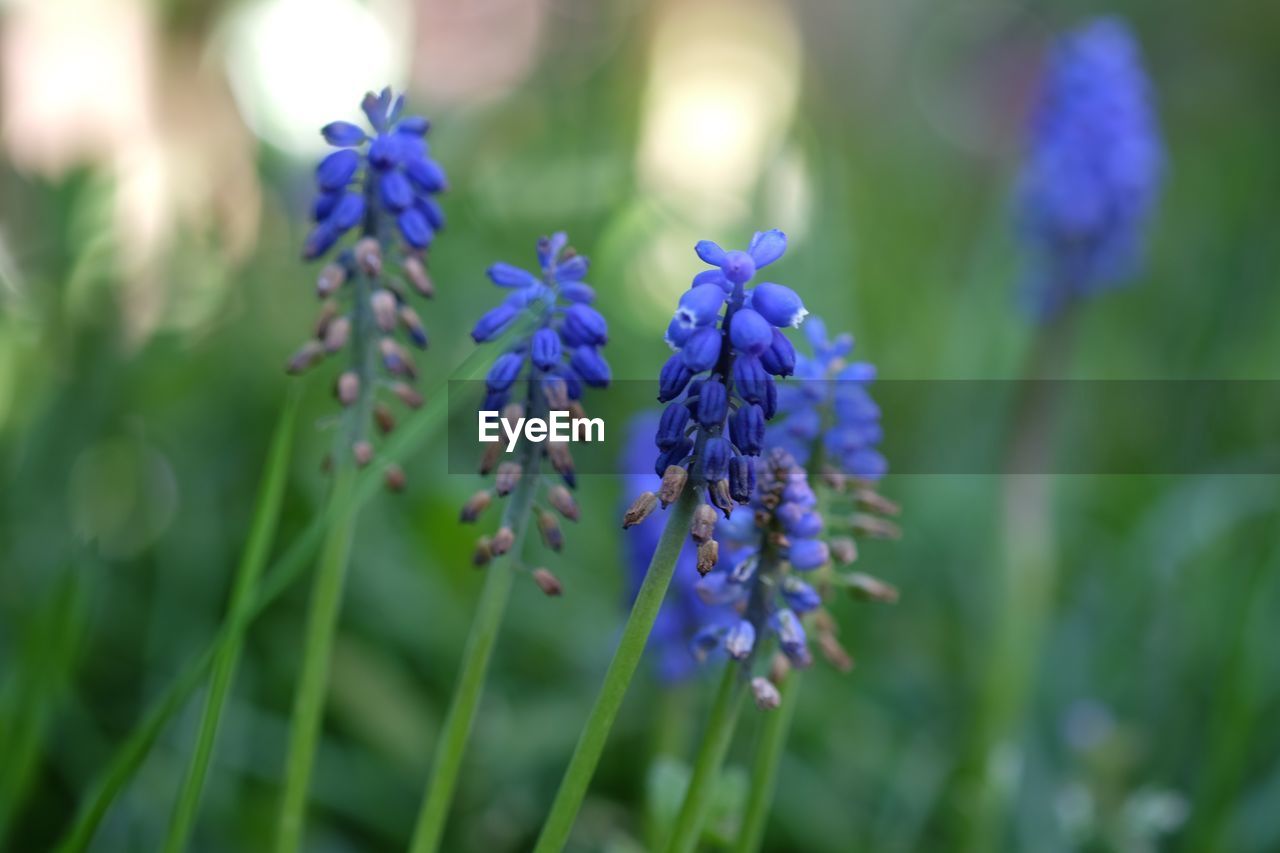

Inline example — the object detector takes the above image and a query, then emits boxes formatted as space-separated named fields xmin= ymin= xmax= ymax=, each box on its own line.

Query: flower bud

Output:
xmin=548 ymin=441 xmax=576 ymax=488
xmin=491 ymin=526 xmax=515 ymax=555
xmin=769 ymin=652 xmax=791 ymax=686
xmin=392 ymin=381 xmax=424 ymax=409
xmin=829 ymin=537 xmax=858 ymax=565
xmin=728 ymin=455 xmax=755 ymax=504
xmin=399 ymin=305 xmax=428 ymax=348
xmin=403 ymin=255 xmax=435 ymax=298
xmin=314 ymin=300 xmax=338 ymax=338
xmin=696 ymin=539 xmax=719 ymax=575
xmin=537 ymin=509 xmax=563 ymax=552
xmin=681 ymin=326 xmax=722 ymax=372
xmin=658 ymin=465 xmax=687 ymax=507
xmin=374 ymin=403 xmax=396 ymax=435
xmin=547 ymin=485 xmax=579 ymax=521
xmin=851 ymin=513 xmax=902 ymax=540
xmin=751 ymin=676 xmax=781 ymax=710
xmin=623 ymin=492 xmax=658 ymax=528
xmin=818 ymin=629 xmax=854 ymax=672
xmin=707 ymin=478 xmax=735 ymax=519
xmin=381 ymin=338 xmax=416 ymax=378
xmin=371 ymin=289 xmax=397 ymax=332
xmin=323 ymin=316 xmax=350 ymax=353
xmin=690 ymin=504 xmax=717 ymax=544
xmin=725 ymin=620 xmax=756 ymax=659
xmin=845 ymin=572 xmax=899 ymax=603
xmin=658 ymin=354 xmax=694 ymax=402
xmin=384 ymin=464 xmax=406 ymax=492
xmin=355 ymin=237 xmax=382 ymax=277
xmin=337 ymin=371 xmax=359 ymax=406
xmin=532 ymin=568 xmax=562 ymax=597
xmin=472 ymin=536 xmax=493 ymax=567
xmin=352 ymin=440 xmax=373 ymax=467
xmin=286 ymin=340 xmax=325 ymax=374
xmin=855 ymin=487 xmax=901 ymax=516
xmin=478 ymin=442 xmax=502 ymax=475
xmin=317 ymin=263 xmax=346 ymax=298
xmin=495 ymin=462 xmax=522 ymax=496
xmin=460 ymin=490 xmax=492 ymax=523
xmin=695 ymin=379 xmax=728 ymax=429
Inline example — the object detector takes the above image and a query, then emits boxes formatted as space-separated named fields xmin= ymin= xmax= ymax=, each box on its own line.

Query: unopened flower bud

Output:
xmin=851 ymin=513 xmax=902 ymax=540
xmin=707 ymin=479 xmax=734 ymax=519
xmin=542 ymin=378 xmax=569 ymax=410
xmin=317 ymin=263 xmax=346 ymax=298
xmin=769 ymin=652 xmax=791 ymax=686
xmin=547 ymin=485 xmax=579 ymax=521
xmin=314 ymin=300 xmax=338 ymax=338
xmin=399 ymin=305 xmax=428 ymax=349
xmin=623 ymin=492 xmax=658 ymax=528
xmin=567 ymin=401 xmax=586 ymax=421
xmin=502 ymin=401 xmax=525 ymax=423
xmin=855 ymin=487 xmax=901 ymax=516
xmin=478 ymin=442 xmax=502 ymax=475
xmin=460 ymin=490 xmax=492 ymax=523
xmin=829 ymin=536 xmax=858 ymax=564
xmin=751 ymin=677 xmax=781 ymax=710
xmin=286 ymin=340 xmax=325 ymax=374
xmin=403 ymin=255 xmax=435 ymax=298
xmin=337 ymin=371 xmax=360 ymax=406
xmin=696 ymin=539 xmax=719 ymax=575
xmin=323 ymin=316 xmax=350 ymax=353
xmin=352 ymin=440 xmax=373 ymax=467
xmin=491 ymin=526 xmax=515 ymax=555
xmin=381 ymin=338 xmax=417 ymax=378
xmin=690 ymin=504 xmax=717 ymax=543
xmin=371 ymin=289 xmax=397 ymax=332
xmin=537 ymin=509 xmax=563 ymax=552
xmin=355 ymin=237 xmax=382 ymax=277
xmin=658 ymin=465 xmax=687 ymax=507
xmin=473 ymin=536 xmax=493 ymax=567
xmin=846 ymin=572 xmax=899 ymax=603
xmin=392 ymin=382 xmax=424 ymax=409
xmin=495 ymin=462 xmax=522 ymax=496
xmin=818 ymin=630 xmax=854 ymax=672
xmin=532 ymin=567 xmax=562 ymax=596
xmin=374 ymin=403 xmax=396 ymax=435
xmin=384 ymin=464 xmax=406 ymax=493
xmin=547 ymin=441 xmax=576 ymax=488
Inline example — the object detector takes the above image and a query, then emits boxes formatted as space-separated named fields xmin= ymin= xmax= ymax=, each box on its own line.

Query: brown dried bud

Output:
xmin=690 ymin=504 xmax=718 ymax=544
xmin=623 ymin=492 xmax=658 ymax=528
xmin=707 ymin=479 xmax=734 ymax=519
xmin=818 ymin=630 xmax=854 ymax=672
xmin=352 ymin=440 xmax=374 ymax=467
xmin=392 ymin=382 xmax=424 ymax=409
xmin=380 ymin=338 xmax=417 ymax=378
xmin=846 ymin=573 xmax=900 ymax=603
xmin=751 ymin=677 xmax=782 ymax=710
xmin=547 ymin=485 xmax=579 ymax=521
xmin=384 ymin=464 xmax=406 ymax=493
xmin=491 ymin=526 xmax=515 ymax=556
xmin=374 ymin=403 xmax=396 ymax=435
xmin=495 ymin=461 xmax=522 ymax=496
xmin=769 ymin=652 xmax=791 ymax=686
xmin=547 ymin=442 xmax=575 ymax=483
xmin=403 ymin=254 xmax=435 ymax=298
xmin=567 ymin=401 xmax=586 ymax=421
xmin=286 ymin=340 xmax=325 ymax=374
xmin=355 ymin=237 xmax=382 ymax=277
xmin=314 ymin=300 xmax=338 ymax=338
xmin=829 ymin=536 xmax=858 ymax=565
xmin=399 ymin=305 xmax=427 ymax=349
xmin=317 ymin=263 xmax=346 ymax=298
xmin=478 ymin=442 xmax=502 ymax=475
xmin=855 ymin=488 xmax=901 ymax=517
xmin=472 ymin=536 xmax=493 ymax=567
xmin=542 ymin=377 xmax=569 ymax=410
xmin=658 ymin=465 xmax=687 ymax=508
xmin=696 ymin=539 xmax=719 ymax=575
xmin=371 ymin=289 xmax=397 ymax=332
xmin=537 ymin=509 xmax=563 ymax=552
xmin=851 ymin=513 xmax=902 ymax=540
xmin=323 ymin=316 xmax=350 ymax=353
xmin=460 ymin=490 xmax=492 ymax=523
xmin=502 ymin=401 xmax=525 ymax=423
xmin=337 ymin=371 xmax=360 ymax=406
xmin=531 ymin=568 xmax=562 ymax=596
xmin=822 ymin=469 xmax=850 ymax=492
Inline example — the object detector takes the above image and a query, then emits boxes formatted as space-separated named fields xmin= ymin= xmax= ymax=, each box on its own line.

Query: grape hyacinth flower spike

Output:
xmin=1017 ymin=17 xmax=1163 ymax=318
xmin=461 ymin=232 xmax=609 ymax=588
xmin=624 ymin=228 xmax=807 ymax=573
xmin=286 ymin=87 xmax=447 ymax=489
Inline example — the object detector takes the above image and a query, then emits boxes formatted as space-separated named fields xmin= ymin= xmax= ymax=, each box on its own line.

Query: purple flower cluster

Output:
xmin=1017 ymin=17 xmax=1164 ymax=317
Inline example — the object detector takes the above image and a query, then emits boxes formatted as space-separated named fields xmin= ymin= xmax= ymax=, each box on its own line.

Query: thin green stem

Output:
xmin=409 ymin=453 xmax=541 ymax=853
xmin=664 ymin=663 xmax=748 ymax=853
xmin=163 ymin=387 xmax=301 ymax=853
xmin=533 ymin=489 xmax=700 ymax=853
xmin=733 ymin=670 xmax=802 ymax=853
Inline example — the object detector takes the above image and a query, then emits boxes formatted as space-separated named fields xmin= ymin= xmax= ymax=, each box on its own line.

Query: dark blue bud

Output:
xmin=674 ymin=284 xmax=727 ymax=329
xmin=488 ymin=263 xmax=541 ymax=288
xmin=789 ymin=538 xmax=829 ymax=571
xmin=657 ymin=402 xmax=691 ymax=450
xmin=471 ymin=302 xmax=520 ymax=342
xmin=747 ymin=229 xmax=787 ymax=267
xmin=560 ymin=282 xmax=595 ymax=303
xmin=395 ymin=115 xmax=430 ymax=135
xmin=329 ymin=192 xmax=364 ymax=231
xmin=316 ymin=149 xmax=359 ymax=191
xmin=397 ymin=209 xmax=433 ymax=248
xmin=695 ymin=240 xmax=726 ymax=265
xmin=721 ymin=250 xmax=756 ymax=284
xmin=562 ymin=304 xmax=608 ymax=346
xmin=486 ymin=351 xmax=525 ymax=392
xmin=555 ymin=255 xmax=589 ymax=282
xmin=362 ymin=90 xmax=390 ymax=131
xmin=771 ymin=609 xmax=808 ymax=661
xmin=729 ymin=454 xmax=755 ymax=503
xmin=531 ymin=327 xmax=561 ymax=370
xmin=732 ymin=355 xmax=769 ymax=404
xmin=665 ymin=317 xmax=692 ymax=349
xmin=702 ymin=437 xmax=731 ymax=481
xmin=368 ymin=134 xmax=402 ymax=170
xmin=681 ymin=326 xmax=722 ymax=372
xmin=692 ymin=268 xmax=730 ymax=292
xmin=569 ymin=346 xmax=610 ymax=388
xmin=312 ymin=190 xmax=341 ymax=221
xmin=729 ymin=307 xmax=771 ymax=356
xmin=759 ymin=328 xmax=796 ymax=377
xmin=696 ymin=380 xmax=728 ymax=429
xmin=655 ymin=437 xmax=693 ymax=476
xmin=750 ymin=282 xmax=808 ymax=328
xmin=781 ymin=577 xmax=821 ymax=613
xmin=321 ymin=121 xmax=367 ymax=147
xmin=302 ymin=222 xmax=340 ymax=260
xmin=729 ymin=404 xmax=765 ymax=455
xmin=762 ymin=375 xmax=778 ymax=418
xmin=379 ymin=170 xmax=412 ymax=211
xmin=724 ymin=620 xmax=756 ymax=659
xmin=538 ymin=232 xmax=568 ymax=268
xmin=406 ymin=156 xmax=447 ymax=193
xmin=658 ymin=354 xmax=694 ymax=402
xmin=415 ymin=196 xmax=445 ymax=230
xmin=482 ymin=389 xmax=508 ymax=412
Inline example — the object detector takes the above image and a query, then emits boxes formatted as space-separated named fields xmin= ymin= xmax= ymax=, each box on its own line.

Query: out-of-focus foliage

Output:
xmin=2 ymin=0 xmax=1279 ymax=850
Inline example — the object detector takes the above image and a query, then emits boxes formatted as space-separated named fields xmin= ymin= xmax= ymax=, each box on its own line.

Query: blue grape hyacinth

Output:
xmin=286 ymin=88 xmax=447 ymax=490
xmin=461 ymin=234 xmax=609 ymax=566
xmin=1017 ymin=18 xmax=1164 ymax=318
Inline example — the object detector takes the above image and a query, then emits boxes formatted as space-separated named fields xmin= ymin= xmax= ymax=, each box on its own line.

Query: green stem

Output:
xmin=664 ymin=663 xmax=748 ymax=853
xmin=163 ymin=387 xmax=301 ymax=853
xmin=274 ymin=464 xmax=359 ymax=853
xmin=533 ymin=489 xmax=700 ymax=853
xmin=409 ymin=454 xmax=541 ymax=853
xmin=733 ymin=670 xmax=802 ymax=853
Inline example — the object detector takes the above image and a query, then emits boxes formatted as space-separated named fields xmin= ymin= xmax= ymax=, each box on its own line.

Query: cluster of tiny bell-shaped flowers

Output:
xmin=623 ymin=230 xmax=807 ymax=573
xmin=286 ymin=89 xmax=446 ymax=491
xmin=460 ymin=234 xmax=610 ymax=592
xmin=1017 ymin=17 xmax=1163 ymax=318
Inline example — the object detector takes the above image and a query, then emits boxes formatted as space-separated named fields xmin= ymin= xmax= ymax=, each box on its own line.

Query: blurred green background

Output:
xmin=2 ymin=0 xmax=1279 ymax=850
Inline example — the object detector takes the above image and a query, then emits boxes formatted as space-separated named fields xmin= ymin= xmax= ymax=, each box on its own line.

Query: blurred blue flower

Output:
xmin=1017 ymin=17 xmax=1164 ymax=318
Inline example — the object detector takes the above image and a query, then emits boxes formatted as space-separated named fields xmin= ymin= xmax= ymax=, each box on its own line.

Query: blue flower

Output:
xmin=651 ymin=230 xmax=807 ymax=526
xmin=1017 ymin=18 xmax=1164 ymax=318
